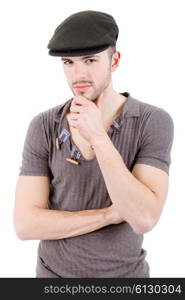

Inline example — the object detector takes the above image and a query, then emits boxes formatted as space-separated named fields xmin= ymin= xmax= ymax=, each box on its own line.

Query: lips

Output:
xmin=74 ymin=85 xmax=92 ymax=92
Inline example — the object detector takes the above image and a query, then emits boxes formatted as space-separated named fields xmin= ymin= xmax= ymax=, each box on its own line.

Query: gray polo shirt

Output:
xmin=19 ymin=92 xmax=174 ymax=277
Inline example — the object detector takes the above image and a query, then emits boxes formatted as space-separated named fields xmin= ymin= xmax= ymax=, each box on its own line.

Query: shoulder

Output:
xmin=130 ymin=95 xmax=174 ymax=130
xmin=41 ymin=99 xmax=70 ymax=124
xmin=29 ymin=99 xmax=71 ymax=130
xmin=130 ymin=97 xmax=174 ymax=148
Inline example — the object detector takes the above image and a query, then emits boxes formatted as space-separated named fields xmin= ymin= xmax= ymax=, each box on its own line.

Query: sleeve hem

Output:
xmin=19 ymin=171 xmax=51 ymax=177
xmin=134 ymin=157 xmax=170 ymax=175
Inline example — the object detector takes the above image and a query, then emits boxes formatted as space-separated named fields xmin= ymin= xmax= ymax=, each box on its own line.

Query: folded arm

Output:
xmin=13 ymin=176 xmax=118 ymax=240
xmin=91 ymin=133 xmax=169 ymax=234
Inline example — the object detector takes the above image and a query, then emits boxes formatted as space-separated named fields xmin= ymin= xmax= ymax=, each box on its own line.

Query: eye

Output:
xmin=85 ymin=59 xmax=97 ymax=64
xmin=63 ymin=60 xmax=73 ymax=65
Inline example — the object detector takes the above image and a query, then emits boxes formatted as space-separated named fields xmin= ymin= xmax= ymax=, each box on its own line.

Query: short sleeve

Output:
xmin=135 ymin=108 xmax=174 ymax=175
xmin=19 ymin=113 xmax=51 ymax=176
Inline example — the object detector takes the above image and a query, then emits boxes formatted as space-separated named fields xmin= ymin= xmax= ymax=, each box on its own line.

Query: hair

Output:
xmin=107 ymin=45 xmax=116 ymax=59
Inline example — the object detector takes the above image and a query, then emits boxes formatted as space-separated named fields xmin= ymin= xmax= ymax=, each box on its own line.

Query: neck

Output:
xmin=94 ymin=84 xmax=127 ymax=124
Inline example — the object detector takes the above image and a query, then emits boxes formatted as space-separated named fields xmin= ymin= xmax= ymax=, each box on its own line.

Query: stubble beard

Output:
xmin=70 ymin=71 xmax=111 ymax=102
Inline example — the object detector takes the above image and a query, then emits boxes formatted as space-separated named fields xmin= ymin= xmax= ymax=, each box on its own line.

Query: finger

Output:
xmin=68 ymin=118 xmax=78 ymax=128
xmin=70 ymin=105 xmax=83 ymax=113
xmin=70 ymin=112 xmax=79 ymax=120
xmin=72 ymin=96 xmax=88 ymax=105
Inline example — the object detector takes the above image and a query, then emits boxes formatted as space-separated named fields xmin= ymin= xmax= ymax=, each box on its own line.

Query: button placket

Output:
xmin=56 ymin=127 xmax=81 ymax=165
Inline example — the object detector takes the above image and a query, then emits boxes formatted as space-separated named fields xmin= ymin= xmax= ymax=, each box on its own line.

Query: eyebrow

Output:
xmin=61 ymin=55 xmax=99 ymax=61
xmin=82 ymin=55 xmax=100 ymax=59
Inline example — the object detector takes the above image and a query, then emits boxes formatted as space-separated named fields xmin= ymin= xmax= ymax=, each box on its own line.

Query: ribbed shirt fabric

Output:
xmin=19 ymin=92 xmax=174 ymax=277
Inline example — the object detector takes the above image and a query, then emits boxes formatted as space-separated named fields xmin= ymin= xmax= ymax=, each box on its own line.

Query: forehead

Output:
xmin=61 ymin=49 xmax=108 ymax=61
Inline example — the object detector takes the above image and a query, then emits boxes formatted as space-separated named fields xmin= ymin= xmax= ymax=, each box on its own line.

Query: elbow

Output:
xmin=133 ymin=224 xmax=153 ymax=235
xmin=132 ymin=215 xmax=158 ymax=235
xmin=13 ymin=217 xmax=32 ymax=240
xmin=14 ymin=223 xmax=29 ymax=240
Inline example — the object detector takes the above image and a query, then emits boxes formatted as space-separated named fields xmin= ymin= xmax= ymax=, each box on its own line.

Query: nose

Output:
xmin=73 ymin=61 xmax=87 ymax=80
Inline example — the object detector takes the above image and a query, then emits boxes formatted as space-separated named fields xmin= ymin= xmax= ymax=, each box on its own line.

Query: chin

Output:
xmin=80 ymin=92 xmax=97 ymax=102
xmin=85 ymin=96 xmax=97 ymax=102
xmin=72 ymin=90 xmax=97 ymax=102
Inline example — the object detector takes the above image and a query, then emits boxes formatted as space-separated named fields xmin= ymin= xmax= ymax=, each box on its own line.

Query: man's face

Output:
xmin=61 ymin=49 xmax=112 ymax=101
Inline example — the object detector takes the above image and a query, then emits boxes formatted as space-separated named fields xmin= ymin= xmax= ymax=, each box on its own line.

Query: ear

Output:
xmin=111 ymin=51 xmax=121 ymax=72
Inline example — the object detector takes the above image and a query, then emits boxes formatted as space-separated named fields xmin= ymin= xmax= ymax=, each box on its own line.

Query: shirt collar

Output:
xmin=54 ymin=92 xmax=141 ymax=124
xmin=121 ymin=92 xmax=140 ymax=118
xmin=54 ymin=98 xmax=73 ymax=124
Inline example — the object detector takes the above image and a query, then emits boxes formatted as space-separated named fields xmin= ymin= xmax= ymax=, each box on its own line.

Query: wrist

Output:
xmin=104 ymin=206 xmax=118 ymax=225
xmin=104 ymin=205 xmax=125 ymax=225
xmin=90 ymin=130 xmax=108 ymax=149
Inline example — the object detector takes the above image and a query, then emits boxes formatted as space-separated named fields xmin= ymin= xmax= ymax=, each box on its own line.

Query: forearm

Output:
xmin=91 ymin=133 xmax=157 ymax=233
xmin=16 ymin=206 xmax=116 ymax=240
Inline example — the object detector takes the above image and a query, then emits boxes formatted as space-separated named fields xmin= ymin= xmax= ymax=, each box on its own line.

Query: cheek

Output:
xmin=93 ymin=66 xmax=110 ymax=83
xmin=63 ymin=68 xmax=71 ymax=80
xmin=63 ymin=66 xmax=75 ymax=84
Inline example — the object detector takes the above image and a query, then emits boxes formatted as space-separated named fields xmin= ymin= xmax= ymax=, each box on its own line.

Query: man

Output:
xmin=14 ymin=10 xmax=174 ymax=277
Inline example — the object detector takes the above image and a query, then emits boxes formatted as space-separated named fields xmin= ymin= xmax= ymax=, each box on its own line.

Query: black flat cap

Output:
xmin=47 ymin=10 xmax=119 ymax=57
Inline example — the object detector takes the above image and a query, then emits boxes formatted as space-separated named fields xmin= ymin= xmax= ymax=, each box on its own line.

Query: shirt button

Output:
xmin=56 ymin=177 xmax=61 ymax=184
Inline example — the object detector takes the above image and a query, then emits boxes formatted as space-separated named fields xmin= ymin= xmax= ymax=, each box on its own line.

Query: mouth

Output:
xmin=73 ymin=85 xmax=92 ymax=92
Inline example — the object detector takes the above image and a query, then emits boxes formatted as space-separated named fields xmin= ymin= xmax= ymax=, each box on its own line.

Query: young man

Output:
xmin=14 ymin=10 xmax=174 ymax=277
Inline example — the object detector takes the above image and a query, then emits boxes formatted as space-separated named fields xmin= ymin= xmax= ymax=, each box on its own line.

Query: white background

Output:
xmin=0 ymin=0 xmax=184 ymax=277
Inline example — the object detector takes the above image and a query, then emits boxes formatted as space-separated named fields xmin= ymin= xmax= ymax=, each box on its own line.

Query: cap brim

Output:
xmin=48 ymin=44 xmax=110 ymax=57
